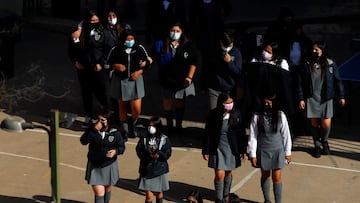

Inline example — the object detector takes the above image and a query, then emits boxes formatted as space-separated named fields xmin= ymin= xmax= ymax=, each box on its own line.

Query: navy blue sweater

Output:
xmin=80 ymin=127 xmax=125 ymax=168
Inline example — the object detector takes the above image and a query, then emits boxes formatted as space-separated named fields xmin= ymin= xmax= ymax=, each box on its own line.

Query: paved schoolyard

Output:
xmin=0 ymin=111 xmax=359 ymax=203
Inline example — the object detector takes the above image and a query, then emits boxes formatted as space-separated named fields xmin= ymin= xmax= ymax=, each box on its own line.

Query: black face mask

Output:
xmin=90 ymin=22 xmax=101 ymax=30
xmin=264 ymin=104 xmax=272 ymax=113
xmin=311 ymin=52 xmax=319 ymax=61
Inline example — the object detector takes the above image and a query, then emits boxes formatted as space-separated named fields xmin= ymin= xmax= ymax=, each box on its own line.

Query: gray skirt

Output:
xmin=307 ymin=98 xmax=333 ymax=118
xmin=208 ymin=120 xmax=240 ymax=170
xmin=257 ymin=148 xmax=285 ymax=171
xmin=162 ymin=83 xmax=195 ymax=99
xmin=85 ymin=160 xmax=119 ymax=185
xmin=138 ymin=174 xmax=170 ymax=192
xmin=307 ymin=67 xmax=333 ymax=118
xmin=110 ymin=74 xmax=145 ymax=101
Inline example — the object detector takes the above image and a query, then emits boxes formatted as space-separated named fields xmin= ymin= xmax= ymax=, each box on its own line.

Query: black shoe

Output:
xmin=322 ymin=141 xmax=330 ymax=155
xmin=223 ymin=195 xmax=229 ymax=203
xmin=313 ymin=146 xmax=321 ymax=158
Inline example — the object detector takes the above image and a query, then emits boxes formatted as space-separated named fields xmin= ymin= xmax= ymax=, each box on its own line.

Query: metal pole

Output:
xmin=49 ymin=110 xmax=61 ymax=203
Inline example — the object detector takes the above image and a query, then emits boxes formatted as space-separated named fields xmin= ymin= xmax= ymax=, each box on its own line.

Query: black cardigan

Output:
xmin=202 ymin=107 xmax=247 ymax=156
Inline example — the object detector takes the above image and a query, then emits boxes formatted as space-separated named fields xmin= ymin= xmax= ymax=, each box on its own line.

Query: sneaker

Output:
xmin=81 ymin=116 xmax=92 ymax=129
xmin=322 ymin=141 xmax=330 ymax=155
xmin=313 ymin=146 xmax=321 ymax=158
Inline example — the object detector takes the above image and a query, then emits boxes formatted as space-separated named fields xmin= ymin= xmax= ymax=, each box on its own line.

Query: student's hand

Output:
xmin=223 ymin=52 xmax=231 ymax=63
xmin=183 ymin=77 xmax=192 ymax=87
xmin=202 ymin=154 xmax=209 ymax=161
xmin=150 ymin=153 xmax=159 ymax=159
xmin=299 ymin=100 xmax=305 ymax=110
xmin=131 ymin=69 xmax=143 ymax=80
xmin=93 ymin=121 xmax=103 ymax=131
xmin=74 ymin=61 xmax=84 ymax=69
xmin=339 ymin=99 xmax=345 ymax=107
xmin=94 ymin=64 xmax=102 ymax=71
xmin=250 ymin=157 xmax=257 ymax=168
xmin=139 ymin=60 xmax=147 ymax=68
xmin=241 ymin=153 xmax=248 ymax=160
xmin=72 ymin=29 xmax=81 ymax=39
xmin=285 ymin=155 xmax=292 ymax=164
xmin=113 ymin=64 xmax=126 ymax=72
xmin=106 ymin=149 xmax=116 ymax=158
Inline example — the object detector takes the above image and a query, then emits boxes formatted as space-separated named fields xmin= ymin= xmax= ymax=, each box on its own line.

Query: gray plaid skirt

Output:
xmin=110 ymin=74 xmax=145 ymax=101
xmin=138 ymin=174 xmax=170 ymax=192
xmin=85 ymin=160 xmax=119 ymax=185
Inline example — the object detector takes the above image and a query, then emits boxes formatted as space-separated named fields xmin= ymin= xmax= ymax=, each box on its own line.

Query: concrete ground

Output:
xmin=0 ymin=110 xmax=359 ymax=203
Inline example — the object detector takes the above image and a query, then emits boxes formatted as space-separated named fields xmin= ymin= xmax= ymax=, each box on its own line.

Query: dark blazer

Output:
xmin=136 ymin=134 xmax=172 ymax=178
xmin=202 ymin=107 xmax=247 ymax=156
xmin=80 ymin=128 xmax=125 ymax=168
xmin=151 ymin=39 xmax=200 ymax=90
xmin=297 ymin=59 xmax=345 ymax=103
xmin=205 ymin=46 xmax=243 ymax=92
xmin=68 ymin=28 xmax=107 ymax=69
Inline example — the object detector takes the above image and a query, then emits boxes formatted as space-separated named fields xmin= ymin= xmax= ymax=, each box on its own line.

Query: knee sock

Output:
xmin=95 ymin=195 xmax=104 ymax=203
xmin=175 ymin=107 xmax=184 ymax=128
xmin=273 ymin=182 xmax=283 ymax=203
xmin=145 ymin=201 xmax=152 ymax=203
xmin=104 ymin=191 xmax=111 ymax=203
xmin=320 ymin=127 xmax=331 ymax=143
xmin=310 ymin=125 xmax=321 ymax=147
xmin=156 ymin=197 xmax=163 ymax=203
xmin=223 ymin=175 xmax=233 ymax=198
xmin=128 ymin=117 xmax=138 ymax=137
xmin=120 ymin=121 xmax=129 ymax=139
xmin=261 ymin=178 xmax=271 ymax=203
xmin=215 ymin=180 xmax=224 ymax=200
xmin=164 ymin=110 xmax=174 ymax=128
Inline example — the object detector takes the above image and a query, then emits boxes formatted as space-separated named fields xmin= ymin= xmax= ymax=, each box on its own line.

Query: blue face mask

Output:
xmin=169 ymin=32 xmax=181 ymax=40
xmin=124 ymin=40 xmax=135 ymax=48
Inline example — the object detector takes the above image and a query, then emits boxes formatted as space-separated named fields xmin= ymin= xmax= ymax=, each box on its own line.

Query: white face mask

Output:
xmin=148 ymin=126 xmax=157 ymax=135
xmin=262 ymin=50 xmax=273 ymax=61
xmin=108 ymin=18 xmax=117 ymax=25
xmin=222 ymin=46 xmax=232 ymax=53
xmin=169 ymin=32 xmax=181 ymax=40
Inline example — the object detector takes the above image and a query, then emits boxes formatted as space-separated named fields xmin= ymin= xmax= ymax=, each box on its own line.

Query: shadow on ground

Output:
xmin=0 ymin=195 xmax=85 ymax=203
xmin=116 ymin=178 xmax=258 ymax=203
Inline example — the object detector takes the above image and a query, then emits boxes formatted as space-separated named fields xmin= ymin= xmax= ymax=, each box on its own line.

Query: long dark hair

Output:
xmin=95 ymin=109 xmax=113 ymax=130
xmin=220 ymin=30 xmax=234 ymax=47
xmin=80 ymin=9 xmax=104 ymax=48
xmin=119 ymin=28 xmax=135 ymax=45
xmin=147 ymin=116 xmax=163 ymax=137
xmin=162 ymin=21 xmax=188 ymax=55
xmin=105 ymin=9 xmax=129 ymax=40
xmin=216 ymin=92 xmax=231 ymax=110
xmin=257 ymin=95 xmax=280 ymax=133
xmin=311 ymin=40 xmax=330 ymax=79
xmin=268 ymin=42 xmax=283 ymax=66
